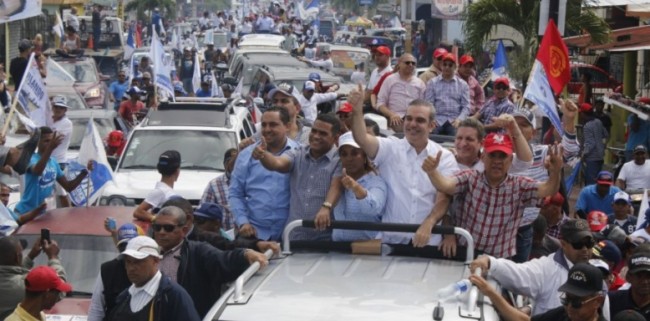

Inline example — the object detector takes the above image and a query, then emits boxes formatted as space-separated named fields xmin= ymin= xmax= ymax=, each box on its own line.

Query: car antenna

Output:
xmin=433 ymin=302 xmax=444 ymax=321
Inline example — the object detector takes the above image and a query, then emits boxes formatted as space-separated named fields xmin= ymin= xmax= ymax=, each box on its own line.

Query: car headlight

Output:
xmin=85 ymin=87 xmax=101 ymax=99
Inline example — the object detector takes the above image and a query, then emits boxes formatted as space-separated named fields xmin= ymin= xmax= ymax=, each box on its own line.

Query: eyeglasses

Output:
xmin=403 ymin=115 xmax=428 ymax=124
xmin=403 ymin=61 xmax=416 ymax=66
xmin=570 ymin=238 xmax=596 ymax=250
xmin=152 ymin=223 xmax=182 ymax=232
xmin=560 ymin=293 xmax=601 ymax=309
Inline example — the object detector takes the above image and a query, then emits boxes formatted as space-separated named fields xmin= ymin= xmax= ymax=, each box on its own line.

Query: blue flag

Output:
xmin=564 ymin=161 xmax=581 ymax=196
xmin=66 ymin=117 xmax=114 ymax=206
xmin=125 ymin=26 xmax=135 ymax=60
xmin=491 ymin=40 xmax=508 ymax=81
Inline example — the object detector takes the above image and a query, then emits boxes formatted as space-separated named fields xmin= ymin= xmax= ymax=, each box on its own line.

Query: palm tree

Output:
xmin=125 ymin=0 xmax=176 ymax=22
xmin=463 ymin=0 xmax=610 ymax=83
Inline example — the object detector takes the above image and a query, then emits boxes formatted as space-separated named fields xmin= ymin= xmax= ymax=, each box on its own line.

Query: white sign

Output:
xmin=431 ymin=0 xmax=467 ymax=19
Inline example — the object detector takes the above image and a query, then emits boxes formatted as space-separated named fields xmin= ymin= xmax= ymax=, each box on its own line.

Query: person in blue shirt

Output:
xmin=151 ymin=8 xmax=162 ymax=37
xmin=229 ymin=107 xmax=299 ymax=241
xmin=332 ymin=132 xmax=387 ymax=242
xmin=195 ymin=81 xmax=211 ymax=98
xmin=14 ymin=127 xmax=93 ymax=215
xmin=108 ymin=70 xmax=129 ymax=110
xmin=625 ymin=113 xmax=650 ymax=161
xmin=575 ymin=171 xmax=621 ymax=220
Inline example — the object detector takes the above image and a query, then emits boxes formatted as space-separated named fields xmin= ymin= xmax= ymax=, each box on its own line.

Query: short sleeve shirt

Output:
xmin=144 ymin=181 xmax=178 ymax=209
xmin=15 ymin=154 xmax=65 ymax=214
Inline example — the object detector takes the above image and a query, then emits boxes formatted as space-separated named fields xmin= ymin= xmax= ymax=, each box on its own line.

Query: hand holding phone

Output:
xmin=41 ymin=228 xmax=50 ymax=244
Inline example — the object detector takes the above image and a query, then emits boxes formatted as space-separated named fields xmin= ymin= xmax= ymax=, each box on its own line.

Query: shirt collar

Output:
xmin=128 ymin=270 xmax=162 ymax=297
xmin=162 ymin=240 xmax=183 ymax=256
xmin=306 ymin=145 xmax=337 ymax=161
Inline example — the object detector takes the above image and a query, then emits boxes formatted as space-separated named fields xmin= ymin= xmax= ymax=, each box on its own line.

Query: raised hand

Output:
xmin=544 ymin=143 xmax=564 ymax=173
xmin=347 ymin=83 xmax=364 ymax=111
xmin=421 ymin=151 xmax=442 ymax=175
xmin=252 ymin=137 xmax=267 ymax=160
xmin=490 ymin=114 xmax=517 ymax=133
xmin=340 ymin=168 xmax=357 ymax=190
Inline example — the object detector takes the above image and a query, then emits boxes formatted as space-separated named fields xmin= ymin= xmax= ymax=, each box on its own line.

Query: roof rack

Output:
xmin=149 ymin=98 xmax=234 ymax=127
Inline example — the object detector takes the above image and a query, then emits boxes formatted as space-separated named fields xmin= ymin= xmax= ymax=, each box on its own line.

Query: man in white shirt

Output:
xmin=348 ymin=85 xmax=459 ymax=245
xmin=298 ymin=81 xmax=343 ymax=122
xmin=299 ymin=49 xmax=334 ymax=72
xmin=616 ymin=144 xmax=650 ymax=191
xmin=48 ymin=95 xmax=73 ymax=207
xmin=105 ymin=236 xmax=200 ymax=321
xmin=133 ymin=151 xmax=181 ymax=222
xmin=366 ymin=46 xmax=392 ymax=107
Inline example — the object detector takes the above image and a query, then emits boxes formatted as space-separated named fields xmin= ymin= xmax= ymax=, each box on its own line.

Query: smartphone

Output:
xmin=107 ymin=218 xmax=117 ymax=230
xmin=40 ymin=228 xmax=50 ymax=244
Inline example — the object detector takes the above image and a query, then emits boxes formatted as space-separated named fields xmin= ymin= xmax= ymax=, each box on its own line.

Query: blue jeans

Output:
xmin=433 ymin=121 xmax=457 ymax=136
xmin=513 ymin=225 xmax=533 ymax=263
xmin=584 ymin=160 xmax=604 ymax=186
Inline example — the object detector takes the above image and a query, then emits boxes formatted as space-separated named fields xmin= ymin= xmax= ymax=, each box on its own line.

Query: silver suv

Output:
xmin=101 ymin=98 xmax=256 ymax=206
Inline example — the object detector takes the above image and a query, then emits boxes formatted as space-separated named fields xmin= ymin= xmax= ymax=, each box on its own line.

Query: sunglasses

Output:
xmin=560 ymin=294 xmax=601 ymax=309
xmin=570 ymin=238 xmax=596 ymax=250
xmin=442 ymin=62 xmax=455 ymax=68
xmin=152 ymin=223 xmax=182 ymax=232
xmin=403 ymin=61 xmax=416 ymax=66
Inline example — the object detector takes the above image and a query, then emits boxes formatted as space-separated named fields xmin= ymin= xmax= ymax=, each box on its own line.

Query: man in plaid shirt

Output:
xmin=200 ymin=148 xmax=238 ymax=231
xmin=421 ymin=132 xmax=564 ymax=258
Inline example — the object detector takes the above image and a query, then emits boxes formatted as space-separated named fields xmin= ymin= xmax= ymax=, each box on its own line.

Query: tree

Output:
xmin=125 ymin=0 xmax=176 ymax=23
xmin=463 ymin=0 xmax=610 ymax=84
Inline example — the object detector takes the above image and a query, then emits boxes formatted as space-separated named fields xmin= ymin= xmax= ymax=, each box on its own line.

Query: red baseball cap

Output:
xmin=494 ymin=77 xmax=510 ymax=88
xmin=433 ymin=48 xmax=448 ymax=59
xmin=25 ymin=266 xmax=73 ymax=293
xmin=579 ymin=102 xmax=593 ymax=113
xmin=483 ymin=133 xmax=513 ymax=155
xmin=337 ymin=102 xmax=353 ymax=114
xmin=459 ymin=54 xmax=474 ymax=66
xmin=442 ymin=53 xmax=456 ymax=64
xmin=543 ymin=192 xmax=565 ymax=207
xmin=375 ymin=46 xmax=391 ymax=56
xmin=587 ymin=211 xmax=608 ymax=232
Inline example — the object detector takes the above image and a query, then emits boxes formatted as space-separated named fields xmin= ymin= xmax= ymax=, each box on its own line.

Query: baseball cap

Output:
xmin=511 ymin=108 xmax=536 ymax=129
xmin=613 ymin=191 xmax=631 ymax=205
xmin=628 ymin=248 xmax=650 ymax=274
xmin=308 ymin=72 xmax=321 ymax=82
xmin=433 ymin=47 xmax=448 ymax=59
xmin=173 ymin=82 xmax=187 ymax=95
xmin=141 ymin=72 xmax=152 ymax=79
xmin=194 ymin=202 xmax=223 ymax=221
xmin=587 ymin=211 xmax=608 ymax=232
xmin=338 ymin=132 xmax=360 ymax=149
xmin=127 ymin=86 xmax=144 ymax=95
xmin=589 ymin=258 xmax=610 ymax=275
xmin=543 ymin=192 xmax=565 ymax=207
xmin=634 ymin=145 xmax=647 ymax=154
xmin=593 ymin=240 xmax=622 ymax=265
xmin=613 ymin=310 xmax=646 ymax=321
xmin=303 ymin=81 xmax=316 ymax=91
xmin=482 ymin=133 xmax=513 ymax=155
xmin=558 ymin=262 xmax=604 ymax=297
xmin=596 ymin=171 xmax=614 ymax=185
xmin=117 ymin=223 xmax=144 ymax=246
xmin=25 ymin=266 xmax=73 ymax=293
xmin=157 ymin=150 xmax=181 ymax=169
xmin=120 ymin=236 xmax=162 ymax=259
xmin=375 ymin=46 xmax=391 ymax=56
xmin=579 ymin=102 xmax=593 ymax=113
xmin=268 ymin=82 xmax=295 ymax=99
xmin=459 ymin=54 xmax=474 ymax=66
xmin=18 ymin=39 xmax=33 ymax=52
xmin=51 ymin=95 xmax=70 ymax=108
xmin=494 ymin=77 xmax=510 ymax=88
xmin=442 ymin=53 xmax=456 ymax=64
xmin=560 ymin=219 xmax=593 ymax=243
xmin=337 ymin=102 xmax=353 ymax=114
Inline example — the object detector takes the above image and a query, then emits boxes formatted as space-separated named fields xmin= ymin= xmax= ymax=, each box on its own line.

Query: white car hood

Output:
xmin=103 ymin=169 xmax=222 ymax=202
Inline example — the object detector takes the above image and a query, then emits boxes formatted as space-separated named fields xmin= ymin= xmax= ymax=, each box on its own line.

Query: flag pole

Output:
xmin=2 ymin=53 xmax=36 ymax=136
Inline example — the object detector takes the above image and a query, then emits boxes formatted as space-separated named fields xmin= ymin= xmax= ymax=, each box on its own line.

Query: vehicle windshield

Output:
xmin=21 ymin=234 xmax=117 ymax=294
xmin=69 ymin=117 xmax=115 ymax=149
xmin=120 ymin=130 xmax=237 ymax=171
xmin=48 ymin=93 xmax=86 ymax=110
xmin=60 ymin=62 xmax=99 ymax=83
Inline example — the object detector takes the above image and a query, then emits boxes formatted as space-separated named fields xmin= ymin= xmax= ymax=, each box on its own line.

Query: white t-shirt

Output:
xmin=367 ymin=65 xmax=392 ymax=91
xmin=144 ymin=181 xmax=177 ymax=209
xmin=298 ymin=92 xmax=338 ymax=122
xmin=630 ymin=228 xmax=650 ymax=242
xmin=48 ymin=117 xmax=73 ymax=164
xmin=618 ymin=161 xmax=650 ymax=190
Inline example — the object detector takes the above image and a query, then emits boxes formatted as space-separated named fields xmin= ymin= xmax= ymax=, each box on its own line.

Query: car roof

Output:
xmin=242 ymin=53 xmax=305 ymax=66
xmin=260 ymin=65 xmax=341 ymax=83
xmin=316 ymin=43 xmax=371 ymax=53
xmin=15 ymin=206 xmax=139 ymax=236
xmin=66 ymin=109 xmax=117 ymax=119
xmin=239 ymin=34 xmax=285 ymax=47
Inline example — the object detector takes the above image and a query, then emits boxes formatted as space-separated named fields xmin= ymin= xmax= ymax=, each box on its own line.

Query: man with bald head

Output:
xmin=376 ymin=54 xmax=426 ymax=131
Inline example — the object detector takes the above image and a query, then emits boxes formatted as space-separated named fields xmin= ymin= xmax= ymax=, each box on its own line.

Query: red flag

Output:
xmin=536 ymin=20 xmax=570 ymax=95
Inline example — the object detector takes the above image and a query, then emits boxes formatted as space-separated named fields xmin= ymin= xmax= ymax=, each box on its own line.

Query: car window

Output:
xmin=246 ymin=114 xmax=256 ymax=133
xmin=249 ymin=70 xmax=269 ymax=98
xmin=69 ymin=117 xmax=115 ymax=149
xmin=50 ymin=93 xmax=86 ymax=110
xmin=60 ymin=62 xmax=99 ymax=83
xmin=587 ymin=68 xmax=609 ymax=84
xmin=121 ymin=130 xmax=237 ymax=171
xmin=242 ymin=118 xmax=253 ymax=137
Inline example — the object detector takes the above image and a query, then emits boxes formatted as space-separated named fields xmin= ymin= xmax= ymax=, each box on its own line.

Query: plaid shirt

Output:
xmin=477 ymin=97 xmax=515 ymax=129
xmin=462 ymin=74 xmax=486 ymax=115
xmin=424 ymin=75 xmax=470 ymax=126
xmin=546 ymin=215 xmax=568 ymax=239
xmin=454 ymin=170 xmax=539 ymax=258
xmin=201 ymin=174 xmax=235 ymax=230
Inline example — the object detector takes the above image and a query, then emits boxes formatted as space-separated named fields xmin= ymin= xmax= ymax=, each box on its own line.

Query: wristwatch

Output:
xmin=321 ymin=201 xmax=332 ymax=210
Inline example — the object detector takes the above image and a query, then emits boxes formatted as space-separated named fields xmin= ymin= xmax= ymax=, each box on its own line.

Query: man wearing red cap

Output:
xmin=471 ymin=77 xmax=515 ymax=133
xmin=419 ymin=47 xmax=447 ymax=84
xmin=365 ymin=46 xmax=392 ymax=107
xmin=457 ymin=54 xmax=485 ymax=115
xmin=336 ymin=102 xmax=354 ymax=132
xmin=421 ymin=132 xmax=564 ymax=258
xmin=376 ymin=54 xmax=426 ymax=130
xmin=424 ymin=53 xmax=470 ymax=136
xmin=5 ymin=266 xmax=72 ymax=321
xmin=579 ymin=102 xmax=608 ymax=186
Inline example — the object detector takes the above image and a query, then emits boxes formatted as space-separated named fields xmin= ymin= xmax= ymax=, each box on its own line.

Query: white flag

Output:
xmin=150 ymin=29 xmax=175 ymax=98
xmin=637 ymin=189 xmax=648 ymax=231
xmin=192 ymin=53 xmax=201 ymax=95
xmin=52 ymin=12 xmax=64 ymax=39
xmin=45 ymin=59 xmax=76 ymax=86
xmin=15 ymin=53 xmax=50 ymax=128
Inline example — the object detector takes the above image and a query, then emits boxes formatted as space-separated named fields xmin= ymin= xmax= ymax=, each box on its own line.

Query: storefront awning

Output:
xmin=563 ymin=25 xmax=650 ymax=50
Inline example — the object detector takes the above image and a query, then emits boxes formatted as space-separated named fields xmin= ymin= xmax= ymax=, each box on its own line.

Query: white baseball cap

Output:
xmin=338 ymin=132 xmax=360 ymax=149
xmin=120 ymin=236 xmax=162 ymax=259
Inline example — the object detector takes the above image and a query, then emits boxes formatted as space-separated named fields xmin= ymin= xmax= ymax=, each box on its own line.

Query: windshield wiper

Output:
xmin=181 ymin=165 xmax=219 ymax=171
xmin=121 ymin=165 xmax=156 ymax=169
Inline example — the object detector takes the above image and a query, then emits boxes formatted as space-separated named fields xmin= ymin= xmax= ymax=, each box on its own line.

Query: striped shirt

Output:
xmin=128 ymin=270 xmax=161 ymax=312
xmin=454 ymin=170 xmax=539 ymax=258
xmin=376 ymin=73 xmax=426 ymax=116
xmin=332 ymin=173 xmax=387 ymax=241
xmin=424 ymin=75 xmax=470 ymax=126
xmin=582 ymin=118 xmax=608 ymax=161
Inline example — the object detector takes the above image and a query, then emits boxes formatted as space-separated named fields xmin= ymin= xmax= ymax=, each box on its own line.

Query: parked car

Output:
xmin=315 ymin=43 xmax=371 ymax=81
xmin=13 ymin=206 xmax=142 ymax=319
xmin=568 ymin=62 xmax=621 ymax=98
xmin=247 ymin=65 xmax=344 ymax=99
xmin=48 ymin=56 xmax=110 ymax=109
xmin=229 ymin=52 xmax=307 ymax=95
xmin=101 ymin=98 xmax=256 ymax=206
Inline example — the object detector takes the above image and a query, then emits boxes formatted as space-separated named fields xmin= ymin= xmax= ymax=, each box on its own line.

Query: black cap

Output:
xmin=558 ymin=263 xmax=603 ymax=296
xmin=613 ymin=310 xmax=646 ymax=321
xmin=157 ymin=150 xmax=181 ymax=169
xmin=633 ymin=145 xmax=647 ymax=154
xmin=18 ymin=39 xmax=33 ymax=52
xmin=560 ymin=219 xmax=593 ymax=243
xmin=628 ymin=249 xmax=650 ymax=275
